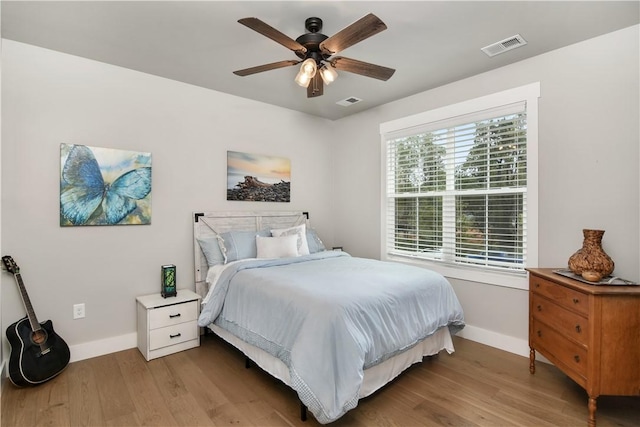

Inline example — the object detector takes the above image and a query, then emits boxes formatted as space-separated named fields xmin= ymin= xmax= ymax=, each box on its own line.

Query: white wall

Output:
xmin=1 ymin=40 xmax=335 ymax=361
xmin=331 ymin=25 xmax=640 ymax=356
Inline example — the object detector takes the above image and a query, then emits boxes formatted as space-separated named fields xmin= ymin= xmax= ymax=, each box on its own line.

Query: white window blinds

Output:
xmin=384 ymin=101 xmax=528 ymax=272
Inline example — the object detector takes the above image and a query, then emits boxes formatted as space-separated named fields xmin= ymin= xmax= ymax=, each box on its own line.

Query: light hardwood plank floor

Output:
xmin=2 ymin=335 xmax=639 ymax=426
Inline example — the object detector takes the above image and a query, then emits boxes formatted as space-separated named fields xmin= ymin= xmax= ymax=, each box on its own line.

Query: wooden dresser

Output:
xmin=528 ymin=268 xmax=640 ymax=426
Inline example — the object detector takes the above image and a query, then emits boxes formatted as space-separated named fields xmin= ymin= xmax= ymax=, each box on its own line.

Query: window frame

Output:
xmin=380 ymin=83 xmax=540 ymax=290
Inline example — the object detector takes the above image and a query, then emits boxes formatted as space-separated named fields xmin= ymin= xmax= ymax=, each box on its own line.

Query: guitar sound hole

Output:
xmin=31 ymin=330 xmax=48 ymax=345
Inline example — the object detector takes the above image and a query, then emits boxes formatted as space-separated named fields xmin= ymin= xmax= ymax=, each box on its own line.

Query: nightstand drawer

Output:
xmin=149 ymin=300 xmax=198 ymax=329
xmin=531 ymin=276 xmax=589 ymax=317
xmin=532 ymin=318 xmax=587 ymax=379
xmin=532 ymin=293 xmax=589 ymax=346
xmin=149 ymin=320 xmax=198 ymax=351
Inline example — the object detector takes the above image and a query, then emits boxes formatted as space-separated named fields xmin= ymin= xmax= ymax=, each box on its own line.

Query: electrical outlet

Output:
xmin=73 ymin=303 xmax=85 ymax=319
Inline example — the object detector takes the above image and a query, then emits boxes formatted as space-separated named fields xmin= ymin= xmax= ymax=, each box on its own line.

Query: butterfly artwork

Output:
xmin=60 ymin=144 xmax=152 ymax=226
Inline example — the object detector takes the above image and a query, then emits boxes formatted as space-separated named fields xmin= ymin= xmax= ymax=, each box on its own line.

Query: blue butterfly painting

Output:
xmin=60 ymin=144 xmax=152 ymax=226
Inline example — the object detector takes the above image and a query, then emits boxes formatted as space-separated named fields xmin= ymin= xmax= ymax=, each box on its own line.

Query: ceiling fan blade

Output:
xmin=330 ymin=57 xmax=395 ymax=81
xmin=238 ymin=17 xmax=307 ymax=55
xmin=320 ymin=13 xmax=387 ymax=55
xmin=307 ymin=73 xmax=324 ymax=98
xmin=233 ymin=60 xmax=300 ymax=76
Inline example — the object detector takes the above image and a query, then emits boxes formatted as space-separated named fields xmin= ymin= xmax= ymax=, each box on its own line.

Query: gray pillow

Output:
xmin=306 ymin=229 xmax=326 ymax=254
xmin=220 ymin=229 xmax=270 ymax=263
xmin=196 ymin=235 xmax=225 ymax=266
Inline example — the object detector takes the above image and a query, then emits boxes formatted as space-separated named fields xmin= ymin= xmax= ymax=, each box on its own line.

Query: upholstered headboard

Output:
xmin=193 ymin=211 xmax=308 ymax=298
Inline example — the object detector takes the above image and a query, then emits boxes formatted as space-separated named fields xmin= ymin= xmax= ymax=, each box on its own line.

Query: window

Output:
xmin=380 ymin=83 xmax=540 ymax=289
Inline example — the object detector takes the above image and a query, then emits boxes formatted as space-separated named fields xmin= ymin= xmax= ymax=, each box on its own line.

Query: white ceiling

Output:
xmin=2 ymin=1 xmax=638 ymax=120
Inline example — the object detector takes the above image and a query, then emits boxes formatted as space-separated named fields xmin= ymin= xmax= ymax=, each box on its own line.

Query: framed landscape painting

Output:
xmin=227 ymin=150 xmax=291 ymax=202
xmin=60 ymin=144 xmax=152 ymax=226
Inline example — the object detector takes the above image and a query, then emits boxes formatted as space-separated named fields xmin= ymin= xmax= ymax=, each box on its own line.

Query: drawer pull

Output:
xmin=170 ymin=333 xmax=182 ymax=339
xmin=574 ymin=355 xmax=580 ymax=363
xmin=572 ymin=298 xmax=580 ymax=304
xmin=537 ymin=330 xmax=542 ymax=337
xmin=169 ymin=313 xmax=181 ymax=318
xmin=575 ymin=324 xmax=582 ymax=333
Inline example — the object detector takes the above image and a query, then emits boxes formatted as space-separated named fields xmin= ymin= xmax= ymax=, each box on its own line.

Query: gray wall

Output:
xmin=1 ymin=40 xmax=335 ymax=361
xmin=1 ymin=24 xmax=638 ymax=363
xmin=331 ymin=25 xmax=639 ymax=354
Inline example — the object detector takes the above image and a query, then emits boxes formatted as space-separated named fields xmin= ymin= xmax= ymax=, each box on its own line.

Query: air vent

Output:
xmin=336 ymin=96 xmax=363 ymax=107
xmin=481 ymin=34 xmax=527 ymax=57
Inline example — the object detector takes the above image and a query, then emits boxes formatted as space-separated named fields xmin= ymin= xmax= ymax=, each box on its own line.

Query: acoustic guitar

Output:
xmin=2 ymin=255 xmax=70 ymax=386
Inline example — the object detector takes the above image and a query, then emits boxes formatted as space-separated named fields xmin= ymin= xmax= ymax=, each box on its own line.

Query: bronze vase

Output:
xmin=568 ymin=229 xmax=614 ymax=281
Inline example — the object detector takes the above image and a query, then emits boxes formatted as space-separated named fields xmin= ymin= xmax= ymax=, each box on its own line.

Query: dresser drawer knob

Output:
xmin=574 ymin=355 xmax=580 ymax=363
xmin=537 ymin=330 xmax=542 ymax=337
xmin=170 ymin=333 xmax=182 ymax=339
xmin=572 ymin=298 xmax=580 ymax=304
xmin=169 ymin=313 xmax=181 ymax=318
xmin=537 ymin=305 xmax=542 ymax=311
xmin=575 ymin=324 xmax=582 ymax=333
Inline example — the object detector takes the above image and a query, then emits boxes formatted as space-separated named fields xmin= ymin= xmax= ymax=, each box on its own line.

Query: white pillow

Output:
xmin=271 ymin=224 xmax=310 ymax=255
xmin=256 ymin=235 xmax=299 ymax=259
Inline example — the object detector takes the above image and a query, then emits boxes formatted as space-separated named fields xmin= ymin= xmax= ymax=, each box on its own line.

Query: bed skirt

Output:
xmin=208 ymin=324 xmax=454 ymax=399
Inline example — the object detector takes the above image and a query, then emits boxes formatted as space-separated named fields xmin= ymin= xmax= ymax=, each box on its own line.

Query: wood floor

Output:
xmin=2 ymin=334 xmax=639 ymax=426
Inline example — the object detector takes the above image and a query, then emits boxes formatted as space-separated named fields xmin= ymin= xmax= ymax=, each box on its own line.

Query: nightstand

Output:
xmin=136 ymin=289 xmax=201 ymax=361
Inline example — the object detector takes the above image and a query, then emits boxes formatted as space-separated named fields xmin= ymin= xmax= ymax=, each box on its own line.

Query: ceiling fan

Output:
xmin=233 ymin=13 xmax=396 ymax=98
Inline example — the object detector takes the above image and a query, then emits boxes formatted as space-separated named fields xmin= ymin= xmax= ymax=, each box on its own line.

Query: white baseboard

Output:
xmin=65 ymin=327 xmax=544 ymax=366
xmin=69 ymin=332 xmax=137 ymax=363
xmin=457 ymin=324 xmax=549 ymax=364
xmin=1 ymin=360 xmax=5 ymax=396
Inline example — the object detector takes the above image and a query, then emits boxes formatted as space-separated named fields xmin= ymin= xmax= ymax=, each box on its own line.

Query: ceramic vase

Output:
xmin=568 ymin=229 xmax=614 ymax=281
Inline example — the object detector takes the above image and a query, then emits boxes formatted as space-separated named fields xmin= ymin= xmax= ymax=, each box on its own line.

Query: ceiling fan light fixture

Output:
xmin=319 ymin=64 xmax=338 ymax=85
xmin=295 ymin=72 xmax=312 ymax=87
xmin=295 ymin=58 xmax=317 ymax=87
xmin=234 ymin=14 xmax=394 ymax=98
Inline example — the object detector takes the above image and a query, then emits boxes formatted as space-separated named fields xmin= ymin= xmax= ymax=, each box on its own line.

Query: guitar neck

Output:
xmin=14 ymin=272 xmax=42 ymax=332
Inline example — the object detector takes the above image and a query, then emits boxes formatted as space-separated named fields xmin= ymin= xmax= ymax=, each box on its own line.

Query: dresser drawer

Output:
xmin=532 ymin=318 xmax=587 ymax=379
xmin=531 ymin=276 xmax=589 ymax=317
xmin=149 ymin=300 xmax=198 ymax=329
xmin=532 ymin=293 xmax=589 ymax=346
xmin=149 ymin=320 xmax=198 ymax=351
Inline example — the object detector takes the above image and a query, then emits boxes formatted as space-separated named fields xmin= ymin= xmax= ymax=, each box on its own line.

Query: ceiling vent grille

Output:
xmin=481 ymin=34 xmax=527 ymax=57
xmin=336 ymin=96 xmax=363 ymax=107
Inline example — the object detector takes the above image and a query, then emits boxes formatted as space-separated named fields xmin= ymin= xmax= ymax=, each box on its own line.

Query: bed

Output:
xmin=193 ymin=211 xmax=465 ymax=424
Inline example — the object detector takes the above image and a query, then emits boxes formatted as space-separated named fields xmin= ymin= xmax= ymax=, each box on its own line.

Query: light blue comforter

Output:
xmin=198 ymin=251 xmax=465 ymax=423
